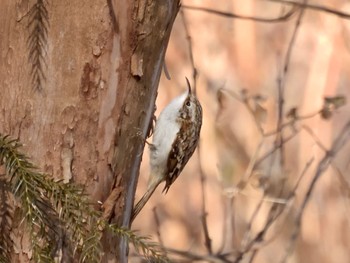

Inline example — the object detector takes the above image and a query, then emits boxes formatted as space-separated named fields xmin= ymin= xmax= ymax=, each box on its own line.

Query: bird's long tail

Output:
xmin=131 ymin=176 xmax=162 ymax=222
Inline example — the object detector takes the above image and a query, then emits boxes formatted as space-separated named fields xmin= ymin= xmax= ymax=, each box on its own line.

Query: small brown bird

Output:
xmin=132 ymin=78 xmax=202 ymax=221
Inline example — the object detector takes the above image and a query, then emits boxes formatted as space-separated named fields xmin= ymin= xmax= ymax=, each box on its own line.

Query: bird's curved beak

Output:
xmin=185 ymin=77 xmax=192 ymax=95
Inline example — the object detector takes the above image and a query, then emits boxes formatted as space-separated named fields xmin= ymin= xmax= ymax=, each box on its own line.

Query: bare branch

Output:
xmin=267 ymin=0 xmax=350 ymax=19
xmin=165 ymin=247 xmax=233 ymax=263
xmin=182 ymin=4 xmax=298 ymax=23
xmin=153 ymin=207 xmax=167 ymax=257
xmin=254 ymin=130 xmax=299 ymax=168
xmin=181 ymin=6 xmax=213 ymax=255
xmin=180 ymin=9 xmax=198 ymax=93
xmin=281 ymin=119 xmax=350 ymax=262
xmin=301 ymin=125 xmax=328 ymax=152
xmin=269 ymin=1 xmax=307 ymax=231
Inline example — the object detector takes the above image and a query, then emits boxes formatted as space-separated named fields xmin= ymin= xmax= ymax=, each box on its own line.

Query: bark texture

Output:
xmin=102 ymin=0 xmax=180 ymax=261
xmin=0 ymin=0 xmax=180 ymax=262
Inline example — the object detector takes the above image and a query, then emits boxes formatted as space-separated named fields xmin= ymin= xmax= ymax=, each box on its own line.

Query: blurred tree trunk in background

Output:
xmin=0 ymin=0 xmax=179 ymax=262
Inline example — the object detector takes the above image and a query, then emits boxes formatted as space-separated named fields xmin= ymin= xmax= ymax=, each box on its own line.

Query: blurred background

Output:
xmin=132 ymin=1 xmax=350 ymax=262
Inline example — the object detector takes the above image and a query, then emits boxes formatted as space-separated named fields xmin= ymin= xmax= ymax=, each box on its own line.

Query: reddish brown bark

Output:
xmin=0 ymin=0 xmax=180 ymax=262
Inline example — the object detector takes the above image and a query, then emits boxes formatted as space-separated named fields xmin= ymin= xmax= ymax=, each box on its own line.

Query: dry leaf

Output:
xmin=320 ymin=95 xmax=346 ymax=120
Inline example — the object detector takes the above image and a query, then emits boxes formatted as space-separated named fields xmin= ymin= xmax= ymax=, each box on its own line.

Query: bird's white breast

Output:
xmin=149 ymin=92 xmax=187 ymax=178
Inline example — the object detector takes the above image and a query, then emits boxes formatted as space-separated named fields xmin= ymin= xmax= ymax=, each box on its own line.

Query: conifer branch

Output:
xmin=0 ymin=134 xmax=166 ymax=262
xmin=0 ymin=178 xmax=12 ymax=263
xmin=27 ymin=0 xmax=49 ymax=91
xmin=107 ymin=225 xmax=170 ymax=262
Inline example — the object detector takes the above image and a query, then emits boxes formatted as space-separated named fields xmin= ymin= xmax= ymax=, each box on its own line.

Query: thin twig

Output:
xmin=182 ymin=4 xmax=298 ymax=23
xmin=266 ymin=4 xmax=307 ymax=249
xmin=256 ymin=157 xmax=314 ymax=246
xmin=275 ymin=0 xmax=306 ymax=182
xmin=198 ymin=146 xmax=213 ymax=255
xmin=180 ymin=9 xmax=198 ymax=93
xmin=244 ymin=137 xmax=308 ymax=262
xmin=152 ymin=207 xmax=167 ymax=257
xmin=263 ymin=111 xmax=319 ymax=136
xmin=220 ymin=139 xmax=266 ymax=245
xmin=220 ymin=196 xmax=236 ymax=253
xmin=220 ymin=88 xmax=320 ymax=138
xmin=280 ymin=0 xmax=307 ymax=84
xmin=165 ymin=247 xmax=233 ymax=263
xmin=254 ymin=130 xmax=299 ymax=168
xmin=181 ymin=7 xmax=213 ymax=255
xmin=223 ymin=139 xmax=265 ymax=200
xmin=267 ymin=0 xmax=350 ymax=19
xmin=280 ymin=119 xmax=350 ymax=263
xmin=237 ymin=156 xmax=313 ymax=263
xmin=301 ymin=125 xmax=328 ymax=152
xmin=241 ymin=195 xmax=265 ymax=249
xmin=333 ymin=165 xmax=350 ymax=199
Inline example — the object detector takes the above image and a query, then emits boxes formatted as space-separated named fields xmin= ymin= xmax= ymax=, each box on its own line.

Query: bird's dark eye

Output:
xmin=185 ymin=101 xmax=191 ymax=107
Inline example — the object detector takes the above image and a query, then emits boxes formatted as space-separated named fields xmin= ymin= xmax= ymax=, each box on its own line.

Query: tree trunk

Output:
xmin=0 ymin=0 xmax=180 ymax=262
